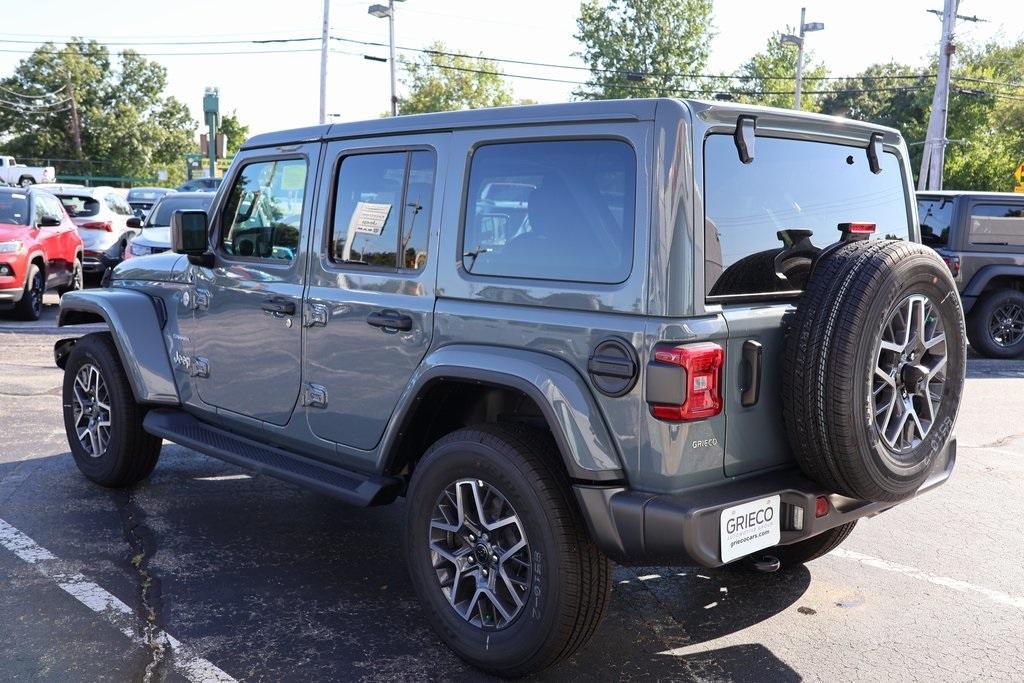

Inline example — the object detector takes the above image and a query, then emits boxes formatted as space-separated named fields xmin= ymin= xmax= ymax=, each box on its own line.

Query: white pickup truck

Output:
xmin=0 ymin=155 xmax=56 ymax=187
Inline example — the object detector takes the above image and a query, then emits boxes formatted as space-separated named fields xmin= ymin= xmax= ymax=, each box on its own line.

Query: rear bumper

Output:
xmin=82 ymin=252 xmax=119 ymax=274
xmin=574 ymin=439 xmax=956 ymax=567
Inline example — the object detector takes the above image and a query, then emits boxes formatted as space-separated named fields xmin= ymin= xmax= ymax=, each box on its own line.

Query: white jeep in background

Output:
xmin=0 ymin=155 xmax=56 ymax=187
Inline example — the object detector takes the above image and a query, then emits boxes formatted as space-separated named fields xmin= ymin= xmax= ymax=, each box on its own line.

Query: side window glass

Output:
xmin=461 ymin=140 xmax=636 ymax=284
xmin=331 ymin=152 xmax=405 ymax=268
xmin=44 ymin=195 xmax=63 ymax=221
xmin=221 ymin=159 xmax=307 ymax=262
xmin=969 ymin=203 xmax=1024 ymax=246
xmin=401 ymin=151 xmax=434 ymax=270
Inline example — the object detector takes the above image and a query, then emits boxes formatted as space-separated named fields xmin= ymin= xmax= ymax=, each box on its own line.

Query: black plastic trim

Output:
xmin=574 ymin=439 xmax=956 ymax=567
xmin=144 ymin=408 xmax=402 ymax=506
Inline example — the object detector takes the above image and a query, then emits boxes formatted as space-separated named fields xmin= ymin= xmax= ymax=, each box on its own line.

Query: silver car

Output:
xmin=124 ymin=192 xmax=214 ymax=259
xmin=53 ymin=187 xmax=136 ymax=276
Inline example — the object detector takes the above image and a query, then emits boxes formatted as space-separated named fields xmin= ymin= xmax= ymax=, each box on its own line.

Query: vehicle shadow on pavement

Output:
xmin=0 ymin=448 xmax=808 ymax=682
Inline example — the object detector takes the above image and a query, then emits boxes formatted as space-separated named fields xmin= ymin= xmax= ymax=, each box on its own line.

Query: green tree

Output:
xmin=574 ymin=0 xmax=715 ymax=99
xmin=0 ymin=39 xmax=195 ymax=182
xmin=399 ymin=42 xmax=514 ymax=115
xmin=733 ymin=28 xmax=828 ymax=110
xmin=219 ymin=111 xmax=249 ymax=156
xmin=819 ymin=50 xmax=1024 ymax=191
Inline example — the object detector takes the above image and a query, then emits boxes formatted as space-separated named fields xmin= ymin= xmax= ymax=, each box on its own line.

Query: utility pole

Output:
xmin=918 ymin=0 xmax=959 ymax=190
xmin=781 ymin=8 xmax=824 ymax=110
xmin=319 ymin=0 xmax=330 ymax=125
xmin=918 ymin=2 xmax=985 ymax=190
xmin=65 ymin=74 xmax=83 ymax=161
xmin=369 ymin=0 xmax=405 ymax=116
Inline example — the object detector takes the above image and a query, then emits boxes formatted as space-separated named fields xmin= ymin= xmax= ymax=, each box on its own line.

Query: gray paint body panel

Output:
xmin=58 ymin=288 xmax=179 ymax=405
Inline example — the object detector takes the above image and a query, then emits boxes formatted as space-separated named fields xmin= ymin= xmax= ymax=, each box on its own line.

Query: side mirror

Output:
xmin=171 ymin=210 xmax=214 ymax=266
xmin=38 ymin=215 xmax=62 ymax=228
xmin=126 ymin=216 xmax=142 ymax=229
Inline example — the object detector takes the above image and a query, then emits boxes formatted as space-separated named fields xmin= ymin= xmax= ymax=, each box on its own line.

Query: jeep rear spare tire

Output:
xmin=782 ymin=240 xmax=966 ymax=502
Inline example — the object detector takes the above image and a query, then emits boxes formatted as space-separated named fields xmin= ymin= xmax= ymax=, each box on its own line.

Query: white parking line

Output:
xmin=0 ymin=517 xmax=236 ymax=683
xmin=832 ymin=548 xmax=1024 ymax=609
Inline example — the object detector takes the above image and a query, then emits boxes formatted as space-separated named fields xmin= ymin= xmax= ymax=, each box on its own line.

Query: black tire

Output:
xmin=13 ymin=263 xmax=43 ymax=321
xmin=966 ymin=288 xmax=1024 ymax=359
xmin=775 ymin=522 xmax=857 ymax=567
xmin=62 ymin=333 xmax=161 ymax=487
xmin=710 ymin=247 xmax=812 ymax=297
xmin=57 ymin=257 xmax=83 ymax=295
xmin=782 ymin=240 xmax=966 ymax=502
xmin=404 ymin=424 xmax=611 ymax=677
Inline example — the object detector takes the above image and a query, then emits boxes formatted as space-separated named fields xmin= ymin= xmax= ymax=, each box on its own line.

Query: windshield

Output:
xmin=704 ymin=134 xmax=911 ymax=298
xmin=147 ymin=195 xmax=214 ymax=227
xmin=0 ymin=192 xmax=29 ymax=225
xmin=57 ymin=194 xmax=101 ymax=218
xmin=917 ymin=196 xmax=955 ymax=249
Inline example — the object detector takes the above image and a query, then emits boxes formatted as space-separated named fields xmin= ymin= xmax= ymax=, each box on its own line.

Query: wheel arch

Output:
xmin=55 ymin=289 xmax=179 ymax=405
xmin=962 ymin=265 xmax=1024 ymax=313
xmin=380 ymin=345 xmax=626 ymax=484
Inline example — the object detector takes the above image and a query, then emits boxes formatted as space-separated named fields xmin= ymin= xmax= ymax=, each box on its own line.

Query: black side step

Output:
xmin=143 ymin=408 xmax=401 ymax=507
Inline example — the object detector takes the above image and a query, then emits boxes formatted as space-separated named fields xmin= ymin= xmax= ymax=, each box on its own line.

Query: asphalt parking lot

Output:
xmin=2 ymin=295 xmax=1023 ymax=682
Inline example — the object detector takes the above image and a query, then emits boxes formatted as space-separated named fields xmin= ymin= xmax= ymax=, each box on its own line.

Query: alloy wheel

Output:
xmin=72 ymin=363 xmax=112 ymax=458
xmin=989 ymin=302 xmax=1024 ymax=348
xmin=429 ymin=478 xmax=532 ymax=630
xmin=871 ymin=294 xmax=948 ymax=455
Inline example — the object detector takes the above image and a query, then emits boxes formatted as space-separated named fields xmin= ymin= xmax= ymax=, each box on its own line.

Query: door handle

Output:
xmin=366 ymin=310 xmax=413 ymax=331
xmin=261 ymin=297 xmax=296 ymax=315
xmin=740 ymin=339 xmax=762 ymax=407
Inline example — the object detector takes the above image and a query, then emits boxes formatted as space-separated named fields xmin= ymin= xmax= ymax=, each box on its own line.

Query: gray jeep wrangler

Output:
xmin=56 ymin=99 xmax=966 ymax=676
xmin=918 ymin=190 xmax=1024 ymax=358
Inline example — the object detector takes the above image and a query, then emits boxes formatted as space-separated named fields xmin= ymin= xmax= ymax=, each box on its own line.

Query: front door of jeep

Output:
xmin=190 ymin=147 xmax=319 ymax=425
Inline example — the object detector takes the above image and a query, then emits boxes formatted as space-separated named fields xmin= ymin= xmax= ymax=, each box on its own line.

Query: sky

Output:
xmin=1 ymin=0 xmax=1023 ymax=138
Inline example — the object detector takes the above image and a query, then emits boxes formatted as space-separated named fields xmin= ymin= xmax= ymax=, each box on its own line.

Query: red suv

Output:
xmin=0 ymin=187 xmax=83 ymax=320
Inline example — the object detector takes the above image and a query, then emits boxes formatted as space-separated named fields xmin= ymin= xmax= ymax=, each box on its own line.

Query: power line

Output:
xmin=0 ymin=36 xmax=320 ymax=46
xmin=0 ymin=83 xmax=68 ymax=99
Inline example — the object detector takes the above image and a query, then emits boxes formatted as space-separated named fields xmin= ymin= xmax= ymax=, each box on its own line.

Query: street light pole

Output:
xmin=369 ymin=0 xmax=404 ymax=116
xmin=794 ymin=7 xmax=806 ymax=110
xmin=319 ymin=0 xmax=330 ymax=125
xmin=781 ymin=8 xmax=823 ymax=110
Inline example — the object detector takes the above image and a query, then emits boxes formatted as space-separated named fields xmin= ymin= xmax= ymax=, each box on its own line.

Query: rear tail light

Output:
xmin=940 ymin=253 xmax=961 ymax=278
xmin=815 ymin=496 xmax=829 ymax=518
xmin=81 ymin=221 xmax=113 ymax=232
xmin=648 ymin=342 xmax=724 ymax=421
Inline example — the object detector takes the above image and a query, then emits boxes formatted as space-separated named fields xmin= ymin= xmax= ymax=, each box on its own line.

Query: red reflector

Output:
xmin=815 ymin=496 xmax=829 ymax=518
xmin=81 ymin=221 xmax=113 ymax=232
xmin=839 ymin=222 xmax=876 ymax=234
xmin=649 ymin=342 xmax=724 ymax=421
xmin=941 ymin=254 xmax=960 ymax=277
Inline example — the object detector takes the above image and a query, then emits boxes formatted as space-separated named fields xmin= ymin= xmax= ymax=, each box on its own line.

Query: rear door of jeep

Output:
xmin=700 ymin=117 xmax=916 ymax=477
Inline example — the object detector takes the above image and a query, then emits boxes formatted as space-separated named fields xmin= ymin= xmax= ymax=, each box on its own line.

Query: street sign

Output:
xmin=1015 ymin=185 xmax=1024 ymax=194
xmin=1015 ymin=162 xmax=1024 ymax=185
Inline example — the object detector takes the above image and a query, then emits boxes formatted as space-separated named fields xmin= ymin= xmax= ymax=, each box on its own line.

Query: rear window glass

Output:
xmin=704 ymin=134 xmax=911 ymax=299
xmin=462 ymin=139 xmax=636 ymax=284
xmin=0 ymin=192 xmax=28 ymax=225
xmin=58 ymin=195 xmax=101 ymax=218
xmin=917 ymin=196 xmax=955 ymax=248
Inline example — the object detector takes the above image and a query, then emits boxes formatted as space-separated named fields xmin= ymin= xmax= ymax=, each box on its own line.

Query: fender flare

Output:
xmin=380 ymin=344 xmax=626 ymax=482
xmin=55 ymin=289 xmax=179 ymax=405
xmin=961 ymin=264 xmax=1024 ymax=314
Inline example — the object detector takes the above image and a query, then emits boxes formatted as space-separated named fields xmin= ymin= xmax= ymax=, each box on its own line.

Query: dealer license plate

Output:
xmin=720 ymin=495 xmax=781 ymax=563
